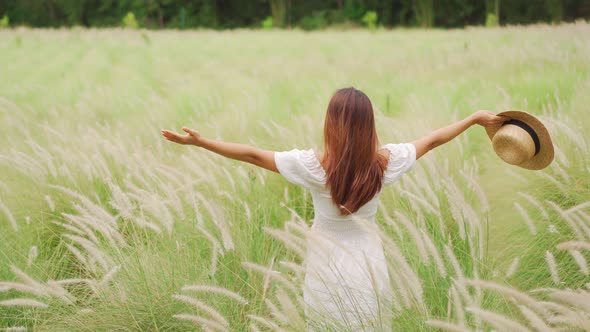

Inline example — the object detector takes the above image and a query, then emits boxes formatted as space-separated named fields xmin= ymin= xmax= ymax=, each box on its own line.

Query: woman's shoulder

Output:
xmin=274 ymin=148 xmax=326 ymax=188
xmin=380 ymin=143 xmax=417 ymax=185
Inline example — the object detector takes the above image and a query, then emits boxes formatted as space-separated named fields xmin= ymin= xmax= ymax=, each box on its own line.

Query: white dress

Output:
xmin=274 ymin=143 xmax=416 ymax=331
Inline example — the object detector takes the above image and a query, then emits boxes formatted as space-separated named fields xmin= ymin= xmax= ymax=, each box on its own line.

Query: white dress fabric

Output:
xmin=275 ymin=143 xmax=416 ymax=331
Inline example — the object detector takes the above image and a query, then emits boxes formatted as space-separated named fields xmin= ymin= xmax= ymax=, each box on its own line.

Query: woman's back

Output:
xmin=275 ymin=142 xmax=417 ymax=223
xmin=274 ymin=142 xmax=416 ymax=331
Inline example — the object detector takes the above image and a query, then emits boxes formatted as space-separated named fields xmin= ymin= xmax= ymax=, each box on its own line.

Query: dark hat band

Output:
xmin=502 ymin=119 xmax=541 ymax=156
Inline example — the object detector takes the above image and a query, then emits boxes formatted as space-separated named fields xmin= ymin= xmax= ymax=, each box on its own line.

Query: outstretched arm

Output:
xmin=161 ymin=127 xmax=279 ymax=173
xmin=411 ymin=111 xmax=508 ymax=160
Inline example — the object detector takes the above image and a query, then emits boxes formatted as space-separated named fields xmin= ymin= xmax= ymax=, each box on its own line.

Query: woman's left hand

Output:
xmin=472 ymin=110 xmax=509 ymax=127
xmin=161 ymin=127 xmax=203 ymax=146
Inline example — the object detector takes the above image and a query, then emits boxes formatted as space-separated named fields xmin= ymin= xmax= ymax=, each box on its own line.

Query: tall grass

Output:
xmin=0 ymin=23 xmax=589 ymax=330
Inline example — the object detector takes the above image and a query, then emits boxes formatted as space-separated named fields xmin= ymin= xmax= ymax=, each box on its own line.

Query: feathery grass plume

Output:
xmin=173 ymin=294 xmax=229 ymax=327
xmin=132 ymin=210 xmax=163 ymax=234
xmin=243 ymin=201 xmax=251 ymax=222
xmin=221 ymin=168 xmax=236 ymax=192
xmin=210 ymin=244 xmax=219 ymax=277
xmin=276 ymin=287 xmax=305 ymax=328
xmin=50 ymin=185 xmax=117 ymax=226
xmin=181 ymin=285 xmax=248 ymax=305
xmin=460 ymin=170 xmax=489 ymax=213
xmin=464 ymin=280 xmax=545 ymax=313
xmin=196 ymin=195 xmax=234 ymax=250
xmin=394 ymin=211 xmax=430 ymax=265
xmin=260 ymin=256 xmax=275 ymax=301
xmin=172 ymin=314 xmax=229 ymax=332
xmin=264 ymin=298 xmax=289 ymax=324
xmin=466 ymin=306 xmax=531 ymax=331
xmin=99 ymin=265 xmax=121 ymax=287
xmin=45 ymin=281 xmax=75 ymax=305
xmin=61 ymin=213 xmax=101 ymax=244
xmin=162 ymin=182 xmax=187 ymax=220
xmin=570 ymin=212 xmax=590 ymax=240
xmin=197 ymin=225 xmax=224 ymax=254
xmin=279 ymin=261 xmax=306 ymax=278
xmin=566 ymin=200 xmax=590 ymax=214
xmin=107 ymin=181 xmax=135 ymax=221
xmin=379 ymin=203 xmax=405 ymax=239
xmin=546 ymin=201 xmax=585 ymax=240
xmin=399 ymin=188 xmax=439 ymax=215
xmin=552 ymin=162 xmax=571 ymax=184
xmin=0 ymin=198 xmax=18 ymax=231
xmin=568 ymin=250 xmax=589 ymax=275
xmin=425 ymin=320 xmax=471 ymax=332
xmin=4 ymin=327 xmax=27 ymax=332
xmin=263 ymin=227 xmax=306 ymax=258
xmin=514 ymin=202 xmax=538 ymax=235
xmin=246 ymin=315 xmax=286 ymax=331
xmin=27 ymin=246 xmax=38 ymax=268
xmin=517 ymin=305 xmax=554 ymax=332
xmin=51 ymin=220 xmax=86 ymax=236
xmin=78 ymin=308 xmax=94 ymax=314
xmin=10 ymin=265 xmax=47 ymax=294
xmin=45 ymin=195 xmax=55 ymax=212
xmin=556 ymin=241 xmax=590 ymax=251
xmin=450 ymin=285 xmax=466 ymax=326
xmin=444 ymin=245 xmax=466 ymax=282
xmin=64 ymin=243 xmax=89 ymax=268
xmin=442 ymin=180 xmax=467 ymax=240
xmin=506 ymin=257 xmax=520 ymax=278
xmin=241 ymin=262 xmax=299 ymax=294
xmin=545 ymin=251 xmax=561 ymax=284
xmin=548 ymin=290 xmax=590 ymax=311
xmin=378 ymin=228 xmax=425 ymax=309
xmin=0 ymin=298 xmax=49 ymax=308
xmin=63 ymin=234 xmax=111 ymax=272
xmin=518 ymin=192 xmax=550 ymax=219
xmin=249 ymin=323 xmax=261 ymax=332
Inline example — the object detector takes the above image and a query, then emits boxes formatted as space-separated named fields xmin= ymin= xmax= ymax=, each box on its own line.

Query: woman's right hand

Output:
xmin=472 ymin=110 xmax=508 ymax=127
xmin=161 ymin=127 xmax=204 ymax=146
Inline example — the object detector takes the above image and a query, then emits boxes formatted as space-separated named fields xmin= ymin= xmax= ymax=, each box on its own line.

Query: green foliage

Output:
xmin=0 ymin=15 xmax=9 ymax=28
xmin=414 ymin=0 xmax=434 ymax=27
xmin=361 ymin=11 xmax=378 ymax=30
xmin=261 ymin=16 xmax=274 ymax=30
xmin=122 ymin=12 xmax=139 ymax=29
xmin=299 ymin=11 xmax=329 ymax=30
xmin=545 ymin=0 xmax=563 ymax=23
xmin=486 ymin=13 xmax=498 ymax=27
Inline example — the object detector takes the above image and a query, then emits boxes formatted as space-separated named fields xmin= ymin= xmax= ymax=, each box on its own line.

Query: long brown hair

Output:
xmin=322 ymin=87 xmax=388 ymax=215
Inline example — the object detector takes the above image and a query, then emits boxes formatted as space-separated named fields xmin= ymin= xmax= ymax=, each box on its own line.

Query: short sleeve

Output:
xmin=382 ymin=143 xmax=416 ymax=185
xmin=275 ymin=149 xmax=326 ymax=189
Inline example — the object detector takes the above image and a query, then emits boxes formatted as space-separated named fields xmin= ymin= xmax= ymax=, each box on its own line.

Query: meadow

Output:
xmin=0 ymin=23 xmax=589 ymax=331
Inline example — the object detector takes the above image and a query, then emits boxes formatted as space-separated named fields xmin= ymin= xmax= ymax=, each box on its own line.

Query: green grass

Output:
xmin=0 ymin=24 xmax=589 ymax=331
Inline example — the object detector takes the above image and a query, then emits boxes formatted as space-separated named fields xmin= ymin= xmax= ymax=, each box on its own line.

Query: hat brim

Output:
xmin=485 ymin=110 xmax=554 ymax=170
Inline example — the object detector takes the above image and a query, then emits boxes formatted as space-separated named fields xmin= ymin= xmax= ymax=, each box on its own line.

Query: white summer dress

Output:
xmin=274 ymin=143 xmax=416 ymax=331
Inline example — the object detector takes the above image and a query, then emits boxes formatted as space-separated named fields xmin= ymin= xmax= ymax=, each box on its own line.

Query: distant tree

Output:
xmin=270 ymin=0 xmax=286 ymax=27
xmin=414 ymin=0 xmax=434 ymax=27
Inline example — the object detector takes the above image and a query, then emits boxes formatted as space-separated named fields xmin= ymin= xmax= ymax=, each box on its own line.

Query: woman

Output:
xmin=161 ymin=87 xmax=506 ymax=330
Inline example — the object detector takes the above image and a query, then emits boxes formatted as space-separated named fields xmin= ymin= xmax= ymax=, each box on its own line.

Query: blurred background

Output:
xmin=1 ymin=0 xmax=589 ymax=30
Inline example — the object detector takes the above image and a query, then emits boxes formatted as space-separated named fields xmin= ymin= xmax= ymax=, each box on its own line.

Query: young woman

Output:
xmin=161 ymin=87 xmax=506 ymax=330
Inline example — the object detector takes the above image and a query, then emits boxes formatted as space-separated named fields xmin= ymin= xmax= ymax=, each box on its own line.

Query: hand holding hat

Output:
xmin=484 ymin=110 xmax=554 ymax=170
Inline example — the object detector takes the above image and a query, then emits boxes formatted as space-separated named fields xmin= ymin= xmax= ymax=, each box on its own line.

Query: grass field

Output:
xmin=0 ymin=23 xmax=589 ymax=331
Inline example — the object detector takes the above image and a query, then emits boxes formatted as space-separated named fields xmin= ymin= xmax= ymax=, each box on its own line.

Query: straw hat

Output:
xmin=485 ymin=110 xmax=554 ymax=170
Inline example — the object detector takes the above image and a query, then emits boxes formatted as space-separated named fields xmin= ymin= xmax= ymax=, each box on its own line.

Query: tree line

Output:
xmin=0 ymin=0 xmax=588 ymax=30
